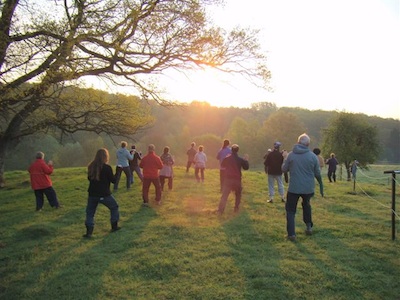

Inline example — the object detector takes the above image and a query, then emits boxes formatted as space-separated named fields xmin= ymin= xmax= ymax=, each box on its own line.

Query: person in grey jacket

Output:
xmin=114 ymin=141 xmax=133 ymax=191
xmin=282 ymin=133 xmax=324 ymax=241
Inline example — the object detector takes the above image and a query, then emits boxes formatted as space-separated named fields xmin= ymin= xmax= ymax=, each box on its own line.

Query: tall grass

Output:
xmin=0 ymin=165 xmax=399 ymax=300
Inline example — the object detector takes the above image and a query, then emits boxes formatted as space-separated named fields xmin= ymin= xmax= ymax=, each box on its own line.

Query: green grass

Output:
xmin=1 ymin=165 xmax=399 ymax=300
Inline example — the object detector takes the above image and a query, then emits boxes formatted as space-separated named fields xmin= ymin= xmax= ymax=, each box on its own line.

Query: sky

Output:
xmin=161 ymin=0 xmax=400 ymax=119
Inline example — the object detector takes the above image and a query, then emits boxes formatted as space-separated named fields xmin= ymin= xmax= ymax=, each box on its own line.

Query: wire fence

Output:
xmin=350 ymin=167 xmax=399 ymax=240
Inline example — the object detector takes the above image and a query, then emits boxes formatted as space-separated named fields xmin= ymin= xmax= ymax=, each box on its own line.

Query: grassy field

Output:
xmin=0 ymin=165 xmax=399 ymax=300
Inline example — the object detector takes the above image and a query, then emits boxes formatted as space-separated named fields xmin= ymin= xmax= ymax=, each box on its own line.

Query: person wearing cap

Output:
xmin=139 ymin=144 xmax=163 ymax=206
xmin=186 ymin=142 xmax=197 ymax=173
xmin=216 ymin=139 xmax=232 ymax=192
xmin=129 ymin=145 xmax=143 ymax=183
xmin=265 ymin=141 xmax=285 ymax=203
xmin=282 ymin=133 xmax=324 ymax=241
xmin=217 ymin=144 xmax=249 ymax=214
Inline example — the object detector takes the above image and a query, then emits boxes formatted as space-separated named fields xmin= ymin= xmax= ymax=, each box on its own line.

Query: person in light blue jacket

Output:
xmin=216 ymin=139 xmax=232 ymax=192
xmin=114 ymin=141 xmax=133 ymax=191
xmin=282 ymin=133 xmax=324 ymax=241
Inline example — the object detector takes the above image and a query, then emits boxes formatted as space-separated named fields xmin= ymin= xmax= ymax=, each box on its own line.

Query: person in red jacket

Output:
xmin=139 ymin=144 xmax=163 ymax=206
xmin=28 ymin=151 xmax=61 ymax=211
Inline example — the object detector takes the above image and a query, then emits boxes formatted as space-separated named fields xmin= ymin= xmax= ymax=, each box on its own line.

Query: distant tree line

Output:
xmin=5 ymin=99 xmax=399 ymax=172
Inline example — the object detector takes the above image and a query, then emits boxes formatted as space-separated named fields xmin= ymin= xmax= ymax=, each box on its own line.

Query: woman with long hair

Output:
xmin=83 ymin=148 xmax=121 ymax=238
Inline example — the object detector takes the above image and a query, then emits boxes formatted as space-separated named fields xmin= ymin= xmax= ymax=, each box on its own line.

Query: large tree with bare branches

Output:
xmin=0 ymin=0 xmax=270 ymax=186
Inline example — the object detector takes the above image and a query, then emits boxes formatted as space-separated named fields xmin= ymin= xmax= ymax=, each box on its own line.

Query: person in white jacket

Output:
xmin=194 ymin=145 xmax=207 ymax=183
xmin=114 ymin=141 xmax=133 ymax=191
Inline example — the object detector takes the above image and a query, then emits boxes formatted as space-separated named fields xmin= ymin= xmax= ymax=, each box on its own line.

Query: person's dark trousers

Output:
xmin=34 ymin=187 xmax=60 ymax=210
xmin=85 ymin=195 xmax=120 ymax=227
xmin=327 ymin=170 xmax=336 ymax=182
xmin=160 ymin=176 xmax=173 ymax=190
xmin=142 ymin=178 xmax=162 ymax=203
xmin=114 ymin=166 xmax=131 ymax=190
xmin=218 ymin=178 xmax=242 ymax=213
xmin=285 ymin=192 xmax=314 ymax=236
xmin=186 ymin=161 xmax=193 ymax=172
xmin=219 ymin=169 xmax=226 ymax=192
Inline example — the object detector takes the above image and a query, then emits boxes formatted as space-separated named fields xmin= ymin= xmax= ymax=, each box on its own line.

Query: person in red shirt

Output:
xmin=28 ymin=151 xmax=61 ymax=211
xmin=139 ymin=144 xmax=163 ymax=206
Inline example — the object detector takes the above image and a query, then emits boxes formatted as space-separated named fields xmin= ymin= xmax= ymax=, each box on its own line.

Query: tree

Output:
xmin=321 ymin=112 xmax=380 ymax=180
xmin=260 ymin=110 xmax=306 ymax=151
xmin=0 ymin=0 xmax=270 ymax=186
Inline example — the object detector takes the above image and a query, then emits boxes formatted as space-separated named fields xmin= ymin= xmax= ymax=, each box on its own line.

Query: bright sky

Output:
xmin=162 ymin=0 xmax=400 ymax=119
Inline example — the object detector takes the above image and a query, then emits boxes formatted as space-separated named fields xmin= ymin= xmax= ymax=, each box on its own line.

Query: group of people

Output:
xmin=28 ymin=132 xmax=329 ymax=241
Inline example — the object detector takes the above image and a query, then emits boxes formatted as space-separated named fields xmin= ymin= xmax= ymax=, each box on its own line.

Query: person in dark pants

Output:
xmin=265 ymin=141 xmax=285 ymax=203
xmin=28 ymin=151 xmax=61 ymax=211
xmin=139 ymin=144 xmax=164 ymax=206
xmin=217 ymin=144 xmax=249 ymax=214
xmin=114 ymin=141 xmax=133 ymax=191
xmin=326 ymin=153 xmax=339 ymax=182
xmin=216 ymin=139 xmax=232 ymax=193
xmin=129 ymin=145 xmax=143 ymax=183
xmin=83 ymin=148 xmax=121 ymax=238
xmin=186 ymin=142 xmax=197 ymax=173
xmin=282 ymin=133 xmax=324 ymax=242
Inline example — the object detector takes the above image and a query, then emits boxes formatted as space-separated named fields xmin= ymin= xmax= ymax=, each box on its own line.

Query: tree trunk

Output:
xmin=345 ymin=162 xmax=351 ymax=181
xmin=0 ymin=138 xmax=6 ymax=188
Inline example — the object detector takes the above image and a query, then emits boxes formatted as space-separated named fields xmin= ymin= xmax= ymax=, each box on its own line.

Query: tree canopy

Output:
xmin=0 ymin=0 xmax=270 ymax=186
xmin=321 ymin=112 xmax=380 ymax=180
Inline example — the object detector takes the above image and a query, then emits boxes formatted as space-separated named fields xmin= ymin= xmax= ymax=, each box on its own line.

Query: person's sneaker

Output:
xmin=281 ymin=198 xmax=286 ymax=203
xmin=287 ymin=235 xmax=296 ymax=242
xmin=142 ymin=203 xmax=149 ymax=207
xmin=267 ymin=199 xmax=273 ymax=203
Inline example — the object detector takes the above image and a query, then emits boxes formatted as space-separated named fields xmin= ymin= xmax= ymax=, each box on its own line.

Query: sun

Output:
xmin=164 ymin=67 xmax=253 ymax=108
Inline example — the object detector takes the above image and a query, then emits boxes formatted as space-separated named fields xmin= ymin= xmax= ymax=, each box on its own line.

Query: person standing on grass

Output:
xmin=28 ymin=151 xmax=62 ymax=211
xmin=139 ymin=144 xmax=163 ymax=206
xmin=217 ymin=144 xmax=249 ymax=214
xmin=114 ymin=141 xmax=133 ymax=191
xmin=159 ymin=146 xmax=174 ymax=191
xmin=282 ymin=133 xmax=324 ymax=242
xmin=84 ymin=148 xmax=121 ymax=238
xmin=129 ymin=145 xmax=143 ymax=184
xmin=265 ymin=141 xmax=285 ymax=203
xmin=326 ymin=153 xmax=339 ymax=182
xmin=194 ymin=145 xmax=207 ymax=183
xmin=216 ymin=139 xmax=232 ymax=192
xmin=186 ymin=142 xmax=197 ymax=173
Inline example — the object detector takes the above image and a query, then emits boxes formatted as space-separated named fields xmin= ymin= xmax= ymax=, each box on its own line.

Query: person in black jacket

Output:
xmin=217 ymin=144 xmax=249 ymax=214
xmin=265 ymin=141 xmax=285 ymax=203
xmin=83 ymin=148 xmax=121 ymax=238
